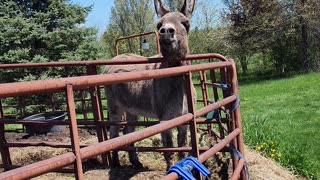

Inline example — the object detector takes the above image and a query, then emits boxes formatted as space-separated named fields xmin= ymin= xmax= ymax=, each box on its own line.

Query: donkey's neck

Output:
xmin=160 ymin=54 xmax=191 ymax=68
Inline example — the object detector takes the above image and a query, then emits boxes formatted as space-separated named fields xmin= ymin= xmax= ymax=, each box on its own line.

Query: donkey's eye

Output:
xmin=182 ymin=21 xmax=190 ymax=32
xmin=157 ymin=22 xmax=162 ymax=30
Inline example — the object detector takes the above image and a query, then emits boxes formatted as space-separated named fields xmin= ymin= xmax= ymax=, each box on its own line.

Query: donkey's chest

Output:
xmin=116 ymin=77 xmax=185 ymax=118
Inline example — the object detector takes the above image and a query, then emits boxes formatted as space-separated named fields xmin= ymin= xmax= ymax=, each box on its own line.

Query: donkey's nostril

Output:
xmin=168 ymin=28 xmax=175 ymax=34
xmin=160 ymin=28 xmax=166 ymax=34
xmin=159 ymin=25 xmax=176 ymax=35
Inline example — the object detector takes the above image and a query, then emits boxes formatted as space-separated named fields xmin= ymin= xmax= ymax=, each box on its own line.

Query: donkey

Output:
xmin=104 ymin=0 xmax=196 ymax=169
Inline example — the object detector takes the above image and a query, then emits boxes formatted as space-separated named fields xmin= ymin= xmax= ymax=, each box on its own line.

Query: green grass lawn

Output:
xmin=239 ymin=72 xmax=320 ymax=179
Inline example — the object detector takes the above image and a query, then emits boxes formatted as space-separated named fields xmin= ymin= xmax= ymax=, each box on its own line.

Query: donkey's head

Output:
xmin=154 ymin=0 xmax=195 ymax=62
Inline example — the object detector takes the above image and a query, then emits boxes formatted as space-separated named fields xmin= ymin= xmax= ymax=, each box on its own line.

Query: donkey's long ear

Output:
xmin=181 ymin=0 xmax=196 ymax=18
xmin=154 ymin=0 xmax=169 ymax=18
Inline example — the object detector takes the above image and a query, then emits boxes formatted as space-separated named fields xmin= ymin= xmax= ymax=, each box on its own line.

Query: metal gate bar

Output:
xmin=0 ymin=100 xmax=12 ymax=171
xmin=66 ymin=84 xmax=84 ymax=180
xmin=0 ymin=62 xmax=231 ymax=98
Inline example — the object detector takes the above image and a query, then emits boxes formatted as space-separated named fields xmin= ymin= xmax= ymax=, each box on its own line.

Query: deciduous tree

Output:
xmin=223 ymin=0 xmax=320 ymax=73
xmin=102 ymin=0 xmax=154 ymax=57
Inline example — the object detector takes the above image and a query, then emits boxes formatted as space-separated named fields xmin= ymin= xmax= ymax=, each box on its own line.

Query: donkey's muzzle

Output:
xmin=159 ymin=24 xmax=176 ymax=39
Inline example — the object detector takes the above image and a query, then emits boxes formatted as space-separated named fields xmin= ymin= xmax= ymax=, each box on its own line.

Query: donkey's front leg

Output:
xmin=161 ymin=128 xmax=173 ymax=170
xmin=177 ymin=124 xmax=188 ymax=158
xmin=123 ymin=113 xmax=142 ymax=167
xmin=108 ymin=104 xmax=123 ymax=168
xmin=109 ymin=124 xmax=120 ymax=167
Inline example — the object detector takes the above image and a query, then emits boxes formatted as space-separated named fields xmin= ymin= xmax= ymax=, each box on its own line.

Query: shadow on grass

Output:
xmin=108 ymin=166 xmax=153 ymax=180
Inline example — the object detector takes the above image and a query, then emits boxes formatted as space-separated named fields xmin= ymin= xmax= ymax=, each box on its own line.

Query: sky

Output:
xmin=71 ymin=0 xmax=224 ymax=37
xmin=71 ymin=0 xmax=114 ymax=36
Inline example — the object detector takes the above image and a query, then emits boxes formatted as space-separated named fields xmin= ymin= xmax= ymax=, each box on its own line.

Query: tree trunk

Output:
xmin=299 ymin=0 xmax=309 ymax=71
xmin=239 ymin=53 xmax=248 ymax=74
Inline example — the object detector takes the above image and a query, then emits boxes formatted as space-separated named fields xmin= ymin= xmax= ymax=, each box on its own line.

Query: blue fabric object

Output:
xmin=229 ymin=143 xmax=250 ymax=180
xmin=232 ymin=94 xmax=240 ymax=112
xmin=206 ymin=109 xmax=220 ymax=121
xmin=220 ymin=84 xmax=230 ymax=89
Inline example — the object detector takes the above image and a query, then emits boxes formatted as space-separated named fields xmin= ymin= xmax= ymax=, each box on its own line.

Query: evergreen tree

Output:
xmin=0 ymin=0 xmax=102 ymax=83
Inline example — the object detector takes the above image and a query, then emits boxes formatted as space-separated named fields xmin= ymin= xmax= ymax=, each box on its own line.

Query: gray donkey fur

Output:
xmin=104 ymin=0 xmax=196 ymax=169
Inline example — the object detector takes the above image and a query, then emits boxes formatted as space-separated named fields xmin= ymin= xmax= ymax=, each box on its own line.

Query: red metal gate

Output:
xmin=0 ymin=53 xmax=246 ymax=180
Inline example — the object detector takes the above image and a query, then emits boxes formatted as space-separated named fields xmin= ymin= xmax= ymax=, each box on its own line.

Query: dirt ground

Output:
xmin=1 ymin=128 xmax=299 ymax=180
